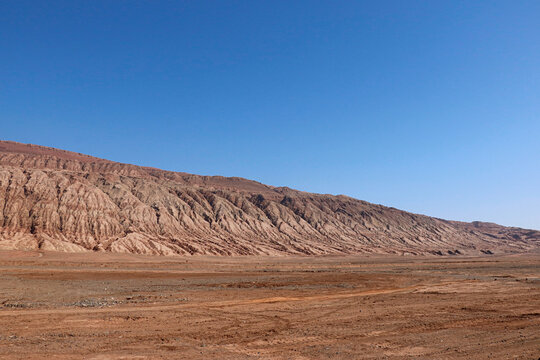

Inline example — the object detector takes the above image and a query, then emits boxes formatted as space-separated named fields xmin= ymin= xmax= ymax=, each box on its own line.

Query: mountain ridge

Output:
xmin=0 ymin=140 xmax=538 ymax=256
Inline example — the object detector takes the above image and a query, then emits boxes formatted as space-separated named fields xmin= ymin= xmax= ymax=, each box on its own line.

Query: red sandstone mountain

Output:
xmin=0 ymin=140 xmax=538 ymax=256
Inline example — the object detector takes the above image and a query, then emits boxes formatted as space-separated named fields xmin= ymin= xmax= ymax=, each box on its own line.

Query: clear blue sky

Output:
xmin=1 ymin=1 xmax=539 ymax=229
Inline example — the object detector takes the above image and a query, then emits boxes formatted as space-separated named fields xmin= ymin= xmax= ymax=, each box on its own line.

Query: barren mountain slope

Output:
xmin=0 ymin=140 xmax=538 ymax=255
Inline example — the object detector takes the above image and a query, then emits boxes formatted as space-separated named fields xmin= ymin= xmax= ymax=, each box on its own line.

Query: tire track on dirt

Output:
xmin=0 ymin=281 xmax=460 ymax=317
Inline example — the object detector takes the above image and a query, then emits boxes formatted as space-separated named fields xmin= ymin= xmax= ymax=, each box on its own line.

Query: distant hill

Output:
xmin=0 ymin=140 xmax=538 ymax=256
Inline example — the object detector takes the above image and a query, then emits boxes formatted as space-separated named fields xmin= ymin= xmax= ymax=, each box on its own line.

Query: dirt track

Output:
xmin=0 ymin=251 xmax=538 ymax=359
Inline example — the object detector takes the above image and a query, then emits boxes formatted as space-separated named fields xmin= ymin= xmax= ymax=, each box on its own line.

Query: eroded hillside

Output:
xmin=0 ymin=141 xmax=537 ymax=255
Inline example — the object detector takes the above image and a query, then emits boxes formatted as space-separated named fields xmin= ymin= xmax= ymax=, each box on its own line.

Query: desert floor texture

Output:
xmin=0 ymin=251 xmax=538 ymax=359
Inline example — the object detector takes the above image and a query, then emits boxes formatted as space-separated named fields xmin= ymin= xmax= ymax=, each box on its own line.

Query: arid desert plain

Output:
xmin=0 ymin=250 xmax=538 ymax=359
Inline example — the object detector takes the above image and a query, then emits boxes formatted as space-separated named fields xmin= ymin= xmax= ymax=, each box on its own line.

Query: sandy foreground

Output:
xmin=0 ymin=251 xmax=538 ymax=359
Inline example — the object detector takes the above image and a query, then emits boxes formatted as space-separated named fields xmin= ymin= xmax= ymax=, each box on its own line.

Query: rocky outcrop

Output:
xmin=0 ymin=140 xmax=538 ymax=256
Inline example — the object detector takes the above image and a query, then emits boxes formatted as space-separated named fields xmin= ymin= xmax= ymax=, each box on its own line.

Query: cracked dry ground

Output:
xmin=0 ymin=251 xmax=538 ymax=359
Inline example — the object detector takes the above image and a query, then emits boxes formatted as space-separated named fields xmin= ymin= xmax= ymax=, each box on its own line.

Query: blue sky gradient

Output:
xmin=1 ymin=1 xmax=539 ymax=229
